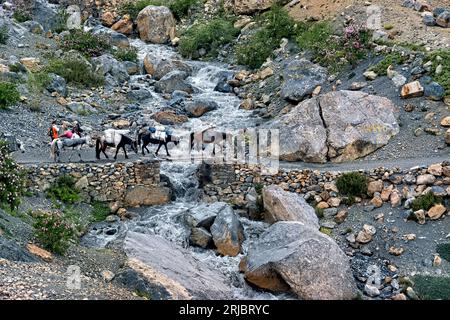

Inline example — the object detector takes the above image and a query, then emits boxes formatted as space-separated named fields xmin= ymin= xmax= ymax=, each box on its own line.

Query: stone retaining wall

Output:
xmin=201 ymin=163 xmax=450 ymax=209
xmin=24 ymin=160 xmax=168 ymax=206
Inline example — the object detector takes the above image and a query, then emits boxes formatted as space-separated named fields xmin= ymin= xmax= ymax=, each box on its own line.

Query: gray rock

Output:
xmin=0 ymin=237 xmax=38 ymax=262
xmin=123 ymin=61 xmax=139 ymax=75
xmin=21 ymin=20 xmax=44 ymax=34
xmin=280 ymin=59 xmax=327 ymax=102
xmin=267 ymin=90 xmax=399 ymax=163
xmin=423 ymin=14 xmax=436 ymax=26
xmin=433 ymin=7 xmax=447 ymax=17
xmin=67 ymin=102 xmax=98 ymax=114
xmin=210 ymin=206 xmax=245 ymax=256
xmin=153 ymin=59 xmax=192 ymax=81
xmin=124 ymin=231 xmax=232 ymax=299
xmin=364 ymin=283 xmax=380 ymax=297
xmin=184 ymin=98 xmax=218 ymax=117
xmin=91 ymin=54 xmax=130 ymax=84
xmin=127 ymin=87 xmax=153 ymax=102
xmin=189 ymin=227 xmax=213 ymax=248
xmin=154 ymin=71 xmax=193 ymax=94
xmin=262 ymin=185 xmax=319 ymax=228
xmin=436 ymin=11 xmax=450 ymax=28
xmin=46 ymin=73 xmax=68 ymax=97
xmin=91 ymin=25 xmax=130 ymax=48
xmin=424 ymin=82 xmax=445 ymax=101
xmin=30 ymin=0 xmax=58 ymax=31
xmin=243 ymin=221 xmax=358 ymax=299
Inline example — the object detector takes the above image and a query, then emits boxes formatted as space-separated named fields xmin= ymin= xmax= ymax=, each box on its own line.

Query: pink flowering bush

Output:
xmin=0 ymin=141 xmax=25 ymax=209
xmin=33 ymin=210 xmax=76 ymax=254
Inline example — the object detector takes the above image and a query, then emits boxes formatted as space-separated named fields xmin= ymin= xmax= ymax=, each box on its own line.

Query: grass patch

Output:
xmin=91 ymin=201 xmax=110 ymax=222
xmin=53 ymin=8 xmax=70 ymax=34
xmin=46 ymin=175 xmax=81 ymax=204
xmin=319 ymin=227 xmax=332 ymax=236
xmin=46 ymin=58 xmax=104 ymax=88
xmin=0 ymin=26 xmax=9 ymax=45
xmin=436 ymin=243 xmax=450 ymax=262
xmin=411 ymin=192 xmax=442 ymax=212
xmin=59 ymin=29 xmax=111 ymax=58
xmin=336 ymin=172 xmax=368 ymax=198
xmin=170 ymin=0 xmax=201 ymax=20
xmin=236 ymin=5 xmax=296 ymax=69
xmin=296 ymin=21 xmax=372 ymax=74
xmin=425 ymin=49 xmax=450 ymax=96
xmin=412 ymin=275 xmax=450 ymax=300
xmin=0 ymin=82 xmax=20 ymax=110
xmin=369 ymin=52 xmax=407 ymax=76
xmin=27 ymin=71 xmax=51 ymax=94
xmin=315 ymin=207 xmax=324 ymax=219
xmin=12 ymin=10 xmax=31 ymax=23
xmin=112 ymin=47 xmax=138 ymax=62
xmin=179 ymin=17 xmax=239 ymax=59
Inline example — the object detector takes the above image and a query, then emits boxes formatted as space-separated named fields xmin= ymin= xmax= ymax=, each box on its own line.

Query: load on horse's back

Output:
xmin=138 ymin=125 xmax=179 ymax=157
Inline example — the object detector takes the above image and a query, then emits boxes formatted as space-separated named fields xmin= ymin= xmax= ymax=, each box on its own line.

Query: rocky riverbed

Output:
xmin=0 ymin=0 xmax=449 ymax=300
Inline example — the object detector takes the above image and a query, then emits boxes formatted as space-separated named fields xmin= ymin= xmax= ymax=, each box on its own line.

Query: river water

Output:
xmin=84 ymin=39 xmax=291 ymax=299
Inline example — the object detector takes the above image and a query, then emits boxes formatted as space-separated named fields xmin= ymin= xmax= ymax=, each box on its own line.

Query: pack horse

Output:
xmin=95 ymin=129 xmax=138 ymax=160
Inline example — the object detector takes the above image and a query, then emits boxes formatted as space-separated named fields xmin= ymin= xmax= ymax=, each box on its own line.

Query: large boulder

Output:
xmin=262 ymin=185 xmax=319 ymax=228
xmin=184 ymin=98 xmax=219 ymax=117
xmin=243 ymin=222 xmax=358 ymax=299
xmin=233 ymin=0 xmax=290 ymax=14
xmin=320 ymin=91 xmax=399 ymax=162
xmin=91 ymin=54 xmax=130 ymax=84
xmin=124 ymin=232 xmax=233 ymax=299
xmin=267 ymin=90 xmax=399 ymax=163
xmin=210 ymin=206 xmax=245 ymax=257
xmin=91 ymin=25 xmax=130 ymax=48
xmin=154 ymin=71 xmax=194 ymax=94
xmin=0 ymin=237 xmax=39 ymax=262
xmin=268 ymin=97 xmax=328 ymax=163
xmin=280 ymin=59 xmax=328 ymax=102
xmin=46 ymin=73 xmax=68 ymax=97
xmin=136 ymin=6 xmax=176 ymax=44
xmin=124 ymin=186 xmax=172 ymax=207
xmin=112 ymin=14 xmax=133 ymax=35
xmin=152 ymin=111 xmax=189 ymax=125
xmin=154 ymin=59 xmax=193 ymax=81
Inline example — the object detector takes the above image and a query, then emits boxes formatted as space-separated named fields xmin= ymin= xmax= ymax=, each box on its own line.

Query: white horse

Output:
xmin=50 ymin=133 xmax=94 ymax=162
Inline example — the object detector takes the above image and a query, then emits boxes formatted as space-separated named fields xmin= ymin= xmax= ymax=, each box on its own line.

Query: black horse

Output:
xmin=137 ymin=132 xmax=179 ymax=157
xmin=95 ymin=129 xmax=138 ymax=160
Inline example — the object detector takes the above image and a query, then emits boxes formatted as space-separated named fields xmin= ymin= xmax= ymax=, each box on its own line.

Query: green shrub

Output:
xmin=33 ymin=210 xmax=76 ymax=254
xmin=436 ymin=243 xmax=450 ymax=262
xmin=179 ymin=17 xmax=239 ymax=58
xmin=53 ymin=8 xmax=69 ymax=34
xmin=297 ymin=21 xmax=371 ymax=73
xmin=12 ymin=10 xmax=31 ymax=23
xmin=46 ymin=58 xmax=104 ymax=88
xmin=59 ymin=29 xmax=111 ymax=57
xmin=412 ymin=275 xmax=450 ymax=300
xmin=119 ymin=0 xmax=166 ymax=20
xmin=236 ymin=5 xmax=296 ymax=69
xmin=336 ymin=172 xmax=368 ymax=198
xmin=170 ymin=0 xmax=200 ymax=20
xmin=369 ymin=52 xmax=407 ymax=76
xmin=91 ymin=201 xmax=110 ymax=222
xmin=0 ymin=82 xmax=20 ymax=110
xmin=315 ymin=206 xmax=324 ymax=219
xmin=8 ymin=63 xmax=25 ymax=73
xmin=0 ymin=26 xmax=9 ymax=45
xmin=113 ymin=47 xmax=138 ymax=62
xmin=411 ymin=192 xmax=442 ymax=212
xmin=27 ymin=71 xmax=51 ymax=93
xmin=46 ymin=175 xmax=81 ymax=204
xmin=0 ymin=141 xmax=25 ymax=209
xmin=426 ymin=49 xmax=450 ymax=96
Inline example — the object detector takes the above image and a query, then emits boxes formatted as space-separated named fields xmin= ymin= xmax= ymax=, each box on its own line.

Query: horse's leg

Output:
xmin=142 ymin=141 xmax=147 ymax=156
xmin=123 ymin=145 xmax=129 ymax=159
xmin=156 ymin=143 xmax=162 ymax=155
xmin=114 ymin=145 xmax=120 ymax=160
xmin=102 ymin=145 xmax=109 ymax=159
xmin=164 ymin=143 xmax=170 ymax=157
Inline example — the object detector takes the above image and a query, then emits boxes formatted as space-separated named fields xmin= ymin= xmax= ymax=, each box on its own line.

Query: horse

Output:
xmin=190 ymin=128 xmax=228 ymax=156
xmin=95 ymin=129 xmax=138 ymax=160
xmin=137 ymin=131 xmax=179 ymax=157
xmin=50 ymin=133 xmax=93 ymax=162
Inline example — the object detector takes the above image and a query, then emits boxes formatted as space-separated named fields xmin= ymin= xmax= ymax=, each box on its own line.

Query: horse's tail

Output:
xmin=95 ymin=137 xmax=101 ymax=159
